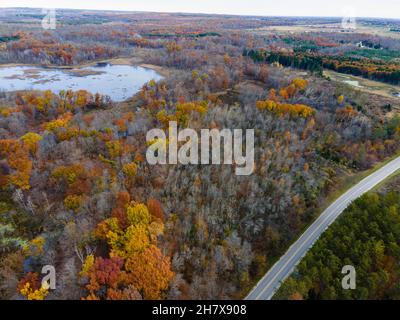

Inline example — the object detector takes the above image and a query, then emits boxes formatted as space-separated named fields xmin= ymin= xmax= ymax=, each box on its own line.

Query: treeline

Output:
xmin=243 ymin=49 xmax=400 ymax=84
xmin=5 ymin=35 xmax=122 ymax=65
xmin=143 ymin=32 xmax=221 ymax=38
xmin=0 ymin=35 xmax=20 ymax=43
xmin=359 ymin=40 xmax=382 ymax=49
xmin=275 ymin=191 xmax=400 ymax=300
xmin=243 ymin=49 xmax=324 ymax=75
xmin=323 ymin=57 xmax=400 ymax=85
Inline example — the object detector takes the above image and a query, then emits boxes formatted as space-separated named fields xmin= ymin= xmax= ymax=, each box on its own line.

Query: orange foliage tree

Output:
xmin=18 ymin=272 xmax=49 ymax=300
xmin=0 ymin=139 xmax=32 ymax=190
xmin=80 ymin=202 xmax=174 ymax=300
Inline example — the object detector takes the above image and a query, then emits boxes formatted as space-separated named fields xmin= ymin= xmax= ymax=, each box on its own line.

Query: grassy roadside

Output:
xmin=241 ymin=150 xmax=400 ymax=299
xmin=319 ymin=151 xmax=400 ymax=215
xmin=370 ymin=168 xmax=400 ymax=192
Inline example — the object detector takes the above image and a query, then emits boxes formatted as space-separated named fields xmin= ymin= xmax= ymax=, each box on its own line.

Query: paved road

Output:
xmin=246 ymin=156 xmax=400 ymax=300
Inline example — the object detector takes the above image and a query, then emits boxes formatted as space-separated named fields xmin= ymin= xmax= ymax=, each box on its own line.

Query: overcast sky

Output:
xmin=0 ymin=0 xmax=399 ymax=19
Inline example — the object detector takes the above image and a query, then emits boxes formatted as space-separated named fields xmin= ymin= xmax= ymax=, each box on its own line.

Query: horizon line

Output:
xmin=0 ymin=6 xmax=399 ymax=21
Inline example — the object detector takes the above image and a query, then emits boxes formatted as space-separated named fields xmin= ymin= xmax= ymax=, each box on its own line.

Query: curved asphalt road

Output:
xmin=246 ymin=156 xmax=400 ymax=300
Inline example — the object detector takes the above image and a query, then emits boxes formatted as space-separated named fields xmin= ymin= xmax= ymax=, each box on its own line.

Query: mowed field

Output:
xmin=324 ymin=69 xmax=400 ymax=100
xmin=248 ymin=22 xmax=400 ymax=40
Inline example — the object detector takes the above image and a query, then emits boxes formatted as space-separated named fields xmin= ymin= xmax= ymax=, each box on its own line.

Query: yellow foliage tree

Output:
xmin=64 ymin=195 xmax=83 ymax=212
xmin=80 ymin=254 xmax=95 ymax=277
xmin=291 ymin=78 xmax=308 ymax=90
xmin=18 ymin=272 xmax=49 ymax=300
xmin=44 ymin=113 xmax=72 ymax=132
xmin=23 ymin=236 xmax=45 ymax=257
xmin=86 ymin=202 xmax=174 ymax=299
xmin=52 ymin=164 xmax=84 ymax=185
xmin=256 ymin=100 xmax=315 ymax=118
xmin=21 ymin=132 xmax=42 ymax=154
xmin=122 ymin=162 xmax=138 ymax=179
xmin=106 ymin=141 xmax=121 ymax=159
xmin=126 ymin=203 xmax=152 ymax=227
xmin=20 ymin=283 xmax=49 ymax=300
xmin=157 ymin=101 xmax=208 ymax=127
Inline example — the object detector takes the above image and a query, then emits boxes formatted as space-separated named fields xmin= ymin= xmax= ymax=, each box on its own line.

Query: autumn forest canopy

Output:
xmin=0 ymin=8 xmax=399 ymax=301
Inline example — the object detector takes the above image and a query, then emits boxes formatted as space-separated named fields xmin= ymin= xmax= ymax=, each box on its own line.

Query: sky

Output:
xmin=0 ymin=0 xmax=399 ymax=19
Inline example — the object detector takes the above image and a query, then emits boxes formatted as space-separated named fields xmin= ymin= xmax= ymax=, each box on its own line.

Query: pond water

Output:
xmin=0 ymin=63 xmax=162 ymax=101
